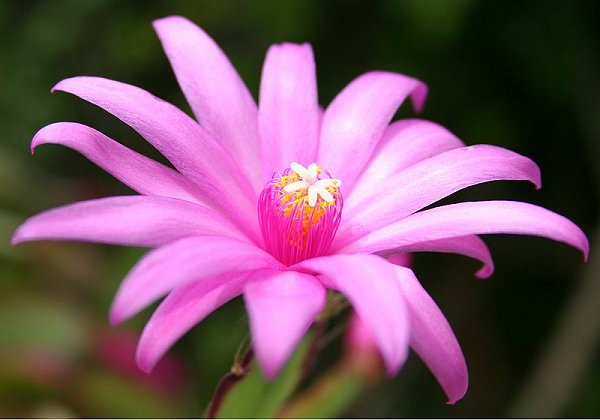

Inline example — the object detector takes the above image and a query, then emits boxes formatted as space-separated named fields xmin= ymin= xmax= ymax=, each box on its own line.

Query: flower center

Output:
xmin=258 ymin=162 xmax=343 ymax=265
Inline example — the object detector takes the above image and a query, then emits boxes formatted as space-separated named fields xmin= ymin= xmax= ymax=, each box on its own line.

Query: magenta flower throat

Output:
xmin=259 ymin=162 xmax=343 ymax=265
xmin=12 ymin=16 xmax=588 ymax=405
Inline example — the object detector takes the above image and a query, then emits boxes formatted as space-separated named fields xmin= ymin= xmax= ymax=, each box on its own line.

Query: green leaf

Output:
xmin=214 ymin=334 xmax=312 ymax=418
xmin=278 ymin=368 xmax=366 ymax=418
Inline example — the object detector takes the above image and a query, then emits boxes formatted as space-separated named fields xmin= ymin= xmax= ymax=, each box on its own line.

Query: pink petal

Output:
xmin=52 ymin=76 xmax=260 ymax=242
xmin=11 ymin=196 xmax=246 ymax=247
xmin=244 ymin=270 xmax=326 ymax=378
xmin=336 ymin=145 xmax=541 ymax=246
xmin=137 ymin=271 xmax=251 ymax=372
xmin=153 ymin=16 xmax=262 ymax=189
xmin=293 ymin=254 xmax=410 ymax=374
xmin=382 ymin=236 xmax=495 ymax=279
xmin=394 ymin=265 xmax=468 ymax=404
xmin=110 ymin=236 xmax=284 ymax=324
xmin=32 ymin=122 xmax=204 ymax=204
xmin=341 ymin=201 xmax=589 ymax=260
xmin=259 ymin=43 xmax=319 ymax=176
xmin=318 ymin=71 xmax=427 ymax=191
xmin=350 ymin=119 xmax=465 ymax=202
xmin=386 ymin=253 xmax=413 ymax=267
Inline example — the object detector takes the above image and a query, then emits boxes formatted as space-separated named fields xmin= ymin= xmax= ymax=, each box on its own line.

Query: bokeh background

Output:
xmin=1 ymin=0 xmax=598 ymax=417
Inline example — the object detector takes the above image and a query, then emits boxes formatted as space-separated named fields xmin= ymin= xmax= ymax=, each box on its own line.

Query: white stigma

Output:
xmin=283 ymin=162 xmax=342 ymax=207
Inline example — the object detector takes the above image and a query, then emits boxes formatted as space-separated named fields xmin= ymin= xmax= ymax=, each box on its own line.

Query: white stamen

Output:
xmin=288 ymin=162 xmax=342 ymax=207
xmin=283 ymin=180 xmax=309 ymax=193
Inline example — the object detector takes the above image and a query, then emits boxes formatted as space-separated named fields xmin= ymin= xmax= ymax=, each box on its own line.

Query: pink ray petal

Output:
xmin=394 ymin=265 xmax=468 ymax=404
xmin=336 ymin=145 xmax=541 ymax=246
xmin=381 ymin=236 xmax=495 ymax=279
xmin=351 ymin=119 xmax=465 ymax=202
xmin=244 ymin=270 xmax=326 ymax=378
xmin=52 ymin=76 xmax=260 ymax=241
xmin=32 ymin=122 xmax=205 ymax=204
xmin=385 ymin=253 xmax=413 ymax=267
xmin=293 ymin=254 xmax=410 ymax=374
xmin=137 ymin=271 xmax=252 ymax=372
xmin=110 ymin=236 xmax=284 ymax=324
xmin=11 ymin=196 xmax=247 ymax=247
xmin=152 ymin=16 xmax=261 ymax=190
xmin=318 ymin=71 xmax=427 ymax=191
xmin=259 ymin=43 xmax=319 ymax=176
xmin=341 ymin=201 xmax=589 ymax=260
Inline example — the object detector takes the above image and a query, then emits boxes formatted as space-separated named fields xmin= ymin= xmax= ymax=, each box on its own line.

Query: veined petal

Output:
xmin=11 ymin=196 xmax=247 ymax=247
xmin=244 ymin=270 xmax=326 ymax=378
xmin=32 ymin=122 xmax=204 ymax=204
xmin=351 ymin=119 xmax=465 ymax=200
xmin=341 ymin=201 xmax=589 ymax=260
xmin=395 ymin=265 xmax=468 ymax=404
xmin=52 ymin=76 xmax=260 ymax=242
xmin=259 ymin=43 xmax=319 ymax=176
xmin=318 ymin=71 xmax=427 ymax=191
xmin=137 ymin=271 xmax=251 ymax=373
xmin=381 ymin=236 xmax=495 ymax=279
xmin=110 ymin=236 xmax=284 ymax=324
xmin=293 ymin=254 xmax=410 ymax=374
xmin=152 ymin=16 xmax=262 ymax=189
xmin=336 ymin=145 xmax=541 ymax=246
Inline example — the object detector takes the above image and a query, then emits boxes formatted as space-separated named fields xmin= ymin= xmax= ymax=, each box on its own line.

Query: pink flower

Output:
xmin=12 ymin=16 xmax=588 ymax=404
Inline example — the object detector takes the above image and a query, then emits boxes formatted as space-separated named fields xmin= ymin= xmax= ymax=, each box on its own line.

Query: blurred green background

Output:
xmin=1 ymin=0 xmax=598 ymax=417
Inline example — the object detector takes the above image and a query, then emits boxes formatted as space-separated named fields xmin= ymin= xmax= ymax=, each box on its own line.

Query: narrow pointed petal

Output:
xmin=293 ymin=254 xmax=410 ymax=374
xmin=337 ymin=145 xmax=541 ymax=246
xmin=137 ymin=272 xmax=251 ymax=372
xmin=341 ymin=201 xmax=589 ymax=260
xmin=153 ymin=16 xmax=261 ymax=189
xmin=259 ymin=43 xmax=319 ymax=176
xmin=382 ymin=236 xmax=495 ymax=279
xmin=52 ymin=76 xmax=260 ymax=240
xmin=32 ymin=122 xmax=204 ymax=204
xmin=395 ymin=265 xmax=468 ymax=404
xmin=318 ymin=71 xmax=428 ymax=190
xmin=12 ymin=196 xmax=247 ymax=247
xmin=351 ymin=119 xmax=464 ymax=201
xmin=110 ymin=236 xmax=284 ymax=324
xmin=244 ymin=270 xmax=326 ymax=378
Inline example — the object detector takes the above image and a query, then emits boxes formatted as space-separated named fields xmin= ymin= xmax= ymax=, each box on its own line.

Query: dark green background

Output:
xmin=1 ymin=0 xmax=598 ymax=417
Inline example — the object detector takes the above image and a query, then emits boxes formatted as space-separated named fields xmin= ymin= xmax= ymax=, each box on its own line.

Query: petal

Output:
xmin=153 ymin=16 xmax=262 ymax=189
xmin=259 ymin=43 xmax=319 ymax=176
xmin=382 ymin=236 xmax=495 ymax=279
xmin=110 ymin=235 xmax=284 ymax=324
xmin=350 ymin=119 xmax=465 ymax=202
xmin=385 ymin=253 xmax=413 ymax=267
xmin=137 ymin=271 xmax=251 ymax=372
xmin=336 ymin=145 xmax=541 ymax=247
xmin=32 ymin=122 xmax=204 ymax=204
xmin=394 ymin=265 xmax=468 ymax=404
xmin=318 ymin=71 xmax=428 ymax=191
xmin=293 ymin=254 xmax=410 ymax=374
xmin=52 ymin=76 xmax=260 ymax=242
xmin=244 ymin=270 xmax=326 ymax=378
xmin=341 ymin=201 xmax=589 ymax=260
xmin=11 ymin=196 xmax=247 ymax=247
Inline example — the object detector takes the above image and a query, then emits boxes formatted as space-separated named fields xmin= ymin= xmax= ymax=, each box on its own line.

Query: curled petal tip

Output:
xmin=475 ymin=264 xmax=494 ymax=279
xmin=50 ymin=79 xmax=65 ymax=94
xmin=10 ymin=230 xmax=23 ymax=246
xmin=152 ymin=15 xmax=184 ymax=31
xmin=108 ymin=306 xmax=125 ymax=326
xmin=135 ymin=347 xmax=156 ymax=374
xmin=259 ymin=364 xmax=279 ymax=380
xmin=411 ymin=82 xmax=428 ymax=114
